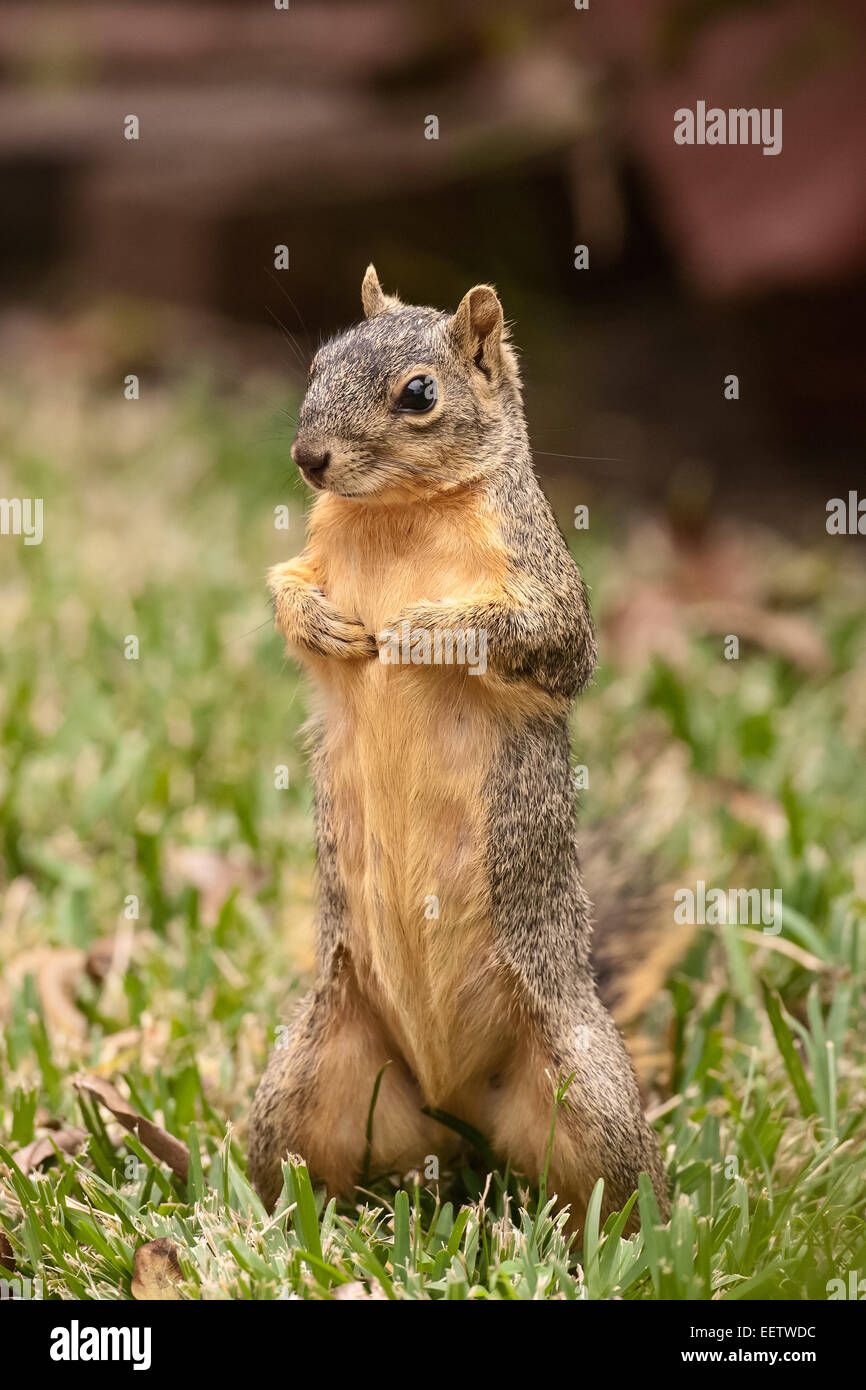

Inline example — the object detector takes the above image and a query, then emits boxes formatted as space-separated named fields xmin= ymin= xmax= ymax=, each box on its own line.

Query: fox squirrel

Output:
xmin=248 ymin=266 xmax=671 ymax=1227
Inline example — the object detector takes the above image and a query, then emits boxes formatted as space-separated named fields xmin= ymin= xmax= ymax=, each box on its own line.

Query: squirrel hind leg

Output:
xmin=248 ymin=972 xmax=441 ymax=1210
xmin=484 ymin=999 xmax=670 ymax=1235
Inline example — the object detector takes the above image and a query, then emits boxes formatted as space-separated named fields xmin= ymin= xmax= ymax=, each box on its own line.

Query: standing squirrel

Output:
xmin=249 ymin=266 xmax=670 ymax=1226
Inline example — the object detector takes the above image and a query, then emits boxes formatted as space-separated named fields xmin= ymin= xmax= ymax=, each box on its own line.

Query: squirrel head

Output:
xmin=291 ymin=265 xmax=524 ymax=500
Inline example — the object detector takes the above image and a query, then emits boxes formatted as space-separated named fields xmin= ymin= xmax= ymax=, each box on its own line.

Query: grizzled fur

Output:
xmin=248 ymin=266 xmax=669 ymax=1226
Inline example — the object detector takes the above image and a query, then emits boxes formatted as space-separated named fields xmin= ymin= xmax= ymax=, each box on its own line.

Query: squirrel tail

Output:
xmin=580 ymin=826 xmax=695 ymax=1085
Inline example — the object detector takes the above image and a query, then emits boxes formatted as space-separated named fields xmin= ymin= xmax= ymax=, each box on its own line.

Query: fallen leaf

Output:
xmin=0 ymin=1231 xmax=15 ymax=1272
xmin=689 ymin=600 xmax=829 ymax=674
xmin=85 ymin=937 xmax=118 ymax=983
xmin=604 ymin=586 xmax=690 ymax=670
xmin=9 ymin=1127 xmax=88 ymax=1175
xmin=131 ymin=1239 xmax=184 ymax=1301
xmin=4 ymin=948 xmax=88 ymax=1045
xmin=669 ymin=522 xmax=769 ymax=606
xmin=699 ymin=778 xmax=787 ymax=840
xmin=74 ymin=1075 xmax=189 ymax=1182
xmin=164 ymin=846 xmax=266 ymax=926
xmin=603 ymin=517 xmax=830 ymax=676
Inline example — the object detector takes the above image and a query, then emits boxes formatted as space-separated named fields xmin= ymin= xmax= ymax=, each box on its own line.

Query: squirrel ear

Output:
xmin=450 ymin=285 xmax=504 ymax=373
xmin=361 ymin=263 xmax=401 ymax=318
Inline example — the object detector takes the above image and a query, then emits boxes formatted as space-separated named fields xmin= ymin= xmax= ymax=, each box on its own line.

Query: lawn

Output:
xmin=1 ymin=345 xmax=864 ymax=1300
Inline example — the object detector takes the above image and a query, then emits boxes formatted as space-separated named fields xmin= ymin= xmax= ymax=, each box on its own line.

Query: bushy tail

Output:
xmin=580 ymin=826 xmax=695 ymax=1085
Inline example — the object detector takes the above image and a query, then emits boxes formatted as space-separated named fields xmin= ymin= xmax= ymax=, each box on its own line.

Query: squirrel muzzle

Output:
xmin=292 ymin=435 xmax=332 ymax=488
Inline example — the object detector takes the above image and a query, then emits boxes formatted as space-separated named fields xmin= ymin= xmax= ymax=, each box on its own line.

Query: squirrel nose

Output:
xmin=293 ymin=442 xmax=331 ymax=480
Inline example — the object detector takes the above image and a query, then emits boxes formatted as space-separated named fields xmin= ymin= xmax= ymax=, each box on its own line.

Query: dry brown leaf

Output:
xmin=131 ymin=1239 xmax=184 ymax=1301
xmin=74 ymin=1075 xmax=189 ymax=1182
xmin=700 ymin=778 xmax=787 ymax=840
xmin=605 ymin=517 xmax=830 ymax=676
xmin=605 ymin=589 xmax=828 ymax=676
xmin=4 ymin=947 xmax=88 ymax=1045
xmin=85 ymin=937 xmax=119 ymax=984
xmin=669 ymin=526 xmax=769 ymax=606
xmin=164 ymin=845 xmax=266 ymax=926
xmin=689 ymin=600 xmax=829 ymax=674
xmin=0 ymin=1231 xmax=15 ymax=1272
xmin=603 ymin=586 xmax=690 ymax=671
xmin=10 ymin=1127 xmax=88 ymax=1175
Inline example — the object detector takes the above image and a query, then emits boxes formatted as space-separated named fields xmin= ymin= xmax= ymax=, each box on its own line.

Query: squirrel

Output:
xmin=248 ymin=265 xmax=671 ymax=1228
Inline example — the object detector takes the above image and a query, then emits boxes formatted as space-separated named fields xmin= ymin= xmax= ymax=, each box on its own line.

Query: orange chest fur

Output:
xmin=301 ymin=495 xmax=512 ymax=1088
xmin=312 ymin=492 xmax=506 ymax=630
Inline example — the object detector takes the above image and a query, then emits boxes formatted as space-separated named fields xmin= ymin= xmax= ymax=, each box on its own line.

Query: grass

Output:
xmin=0 ymin=350 xmax=865 ymax=1300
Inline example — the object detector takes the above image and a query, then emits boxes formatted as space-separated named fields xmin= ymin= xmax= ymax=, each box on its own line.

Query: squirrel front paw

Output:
xmin=379 ymin=600 xmax=456 ymax=634
xmin=269 ymin=564 xmax=376 ymax=661
xmin=377 ymin=600 xmax=473 ymax=644
xmin=309 ymin=603 xmax=377 ymax=660
xmin=376 ymin=601 xmax=490 ymax=674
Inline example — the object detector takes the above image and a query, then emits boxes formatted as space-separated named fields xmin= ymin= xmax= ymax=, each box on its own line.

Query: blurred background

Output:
xmin=2 ymin=7 xmax=866 ymax=1294
xmin=1 ymin=0 xmax=865 ymax=523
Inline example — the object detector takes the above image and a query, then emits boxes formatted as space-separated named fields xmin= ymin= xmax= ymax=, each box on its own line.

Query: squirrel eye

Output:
xmin=396 ymin=374 xmax=437 ymax=413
